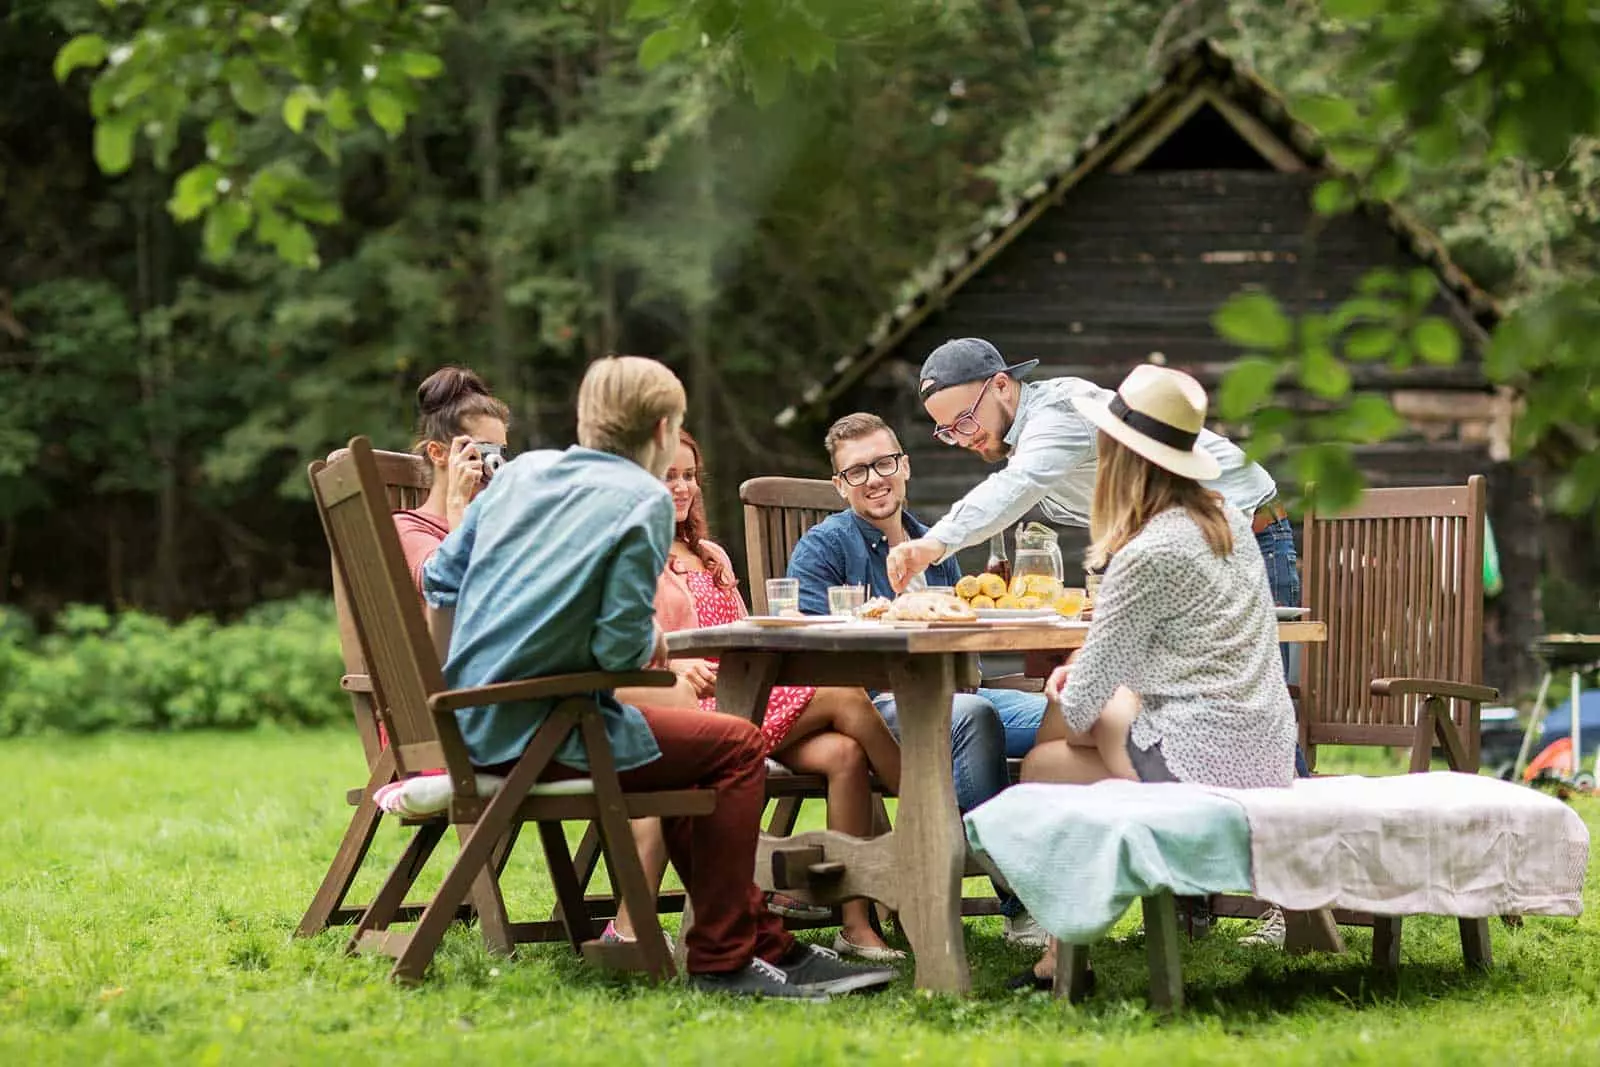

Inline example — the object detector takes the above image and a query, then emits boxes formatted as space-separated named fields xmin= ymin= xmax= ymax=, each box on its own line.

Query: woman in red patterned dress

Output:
xmin=609 ymin=431 xmax=905 ymax=961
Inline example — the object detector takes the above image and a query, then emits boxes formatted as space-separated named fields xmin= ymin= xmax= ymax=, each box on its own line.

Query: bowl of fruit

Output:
xmin=952 ymin=573 xmax=1086 ymax=620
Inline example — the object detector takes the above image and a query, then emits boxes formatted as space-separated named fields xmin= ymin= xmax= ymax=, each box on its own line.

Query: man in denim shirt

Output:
xmin=423 ymin=356 xmax=895 ymax=998
xmin=785 ymin=412 xmax=1050 ymax=947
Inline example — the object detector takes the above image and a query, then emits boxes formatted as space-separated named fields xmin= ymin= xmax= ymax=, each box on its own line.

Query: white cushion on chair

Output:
xmin=375 ymin=773 xmax=599 ymax=817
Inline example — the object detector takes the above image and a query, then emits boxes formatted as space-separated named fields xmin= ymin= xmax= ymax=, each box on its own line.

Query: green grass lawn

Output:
xmin=1 ymin=730 xmax=1596 ymax=1065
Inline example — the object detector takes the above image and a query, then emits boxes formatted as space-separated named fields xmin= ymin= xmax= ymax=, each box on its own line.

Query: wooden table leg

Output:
xmin=1459 ymin=917 xmax=1493 ymax=971
xmin=1283 ymin=908 xmax=1345 ymax=955
xmin=886 ymin=654 xmax=970 ymax=994
xmin=1371 ymin=915 xmax=1402 ymax=973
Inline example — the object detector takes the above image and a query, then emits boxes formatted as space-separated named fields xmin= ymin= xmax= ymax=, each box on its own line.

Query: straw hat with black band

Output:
xmin=1074 ymin=364 xmax=1222 ymax=482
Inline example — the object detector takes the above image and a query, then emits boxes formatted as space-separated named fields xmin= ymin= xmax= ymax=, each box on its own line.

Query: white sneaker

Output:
xmin=1003 ymin=912 xmax=1049 ymax=949
xmin=1237 ymin=906 xmax=1287 ymax=948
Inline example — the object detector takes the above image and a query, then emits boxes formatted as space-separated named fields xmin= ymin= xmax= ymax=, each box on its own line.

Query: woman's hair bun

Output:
xmin=417 ymin=365 xmax=490 ymax=415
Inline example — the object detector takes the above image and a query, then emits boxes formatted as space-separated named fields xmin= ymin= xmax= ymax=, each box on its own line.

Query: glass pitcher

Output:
xmin=1011 ymin=521 xmax=1064 ymax=600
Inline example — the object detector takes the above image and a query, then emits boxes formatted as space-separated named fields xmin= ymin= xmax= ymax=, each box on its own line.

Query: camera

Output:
xmin=474 ymin=442 xmax=507 ymax=481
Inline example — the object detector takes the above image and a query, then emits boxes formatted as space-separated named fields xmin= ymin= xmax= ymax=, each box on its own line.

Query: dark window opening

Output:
xmin=1136 ymin=103 xmax=1276 ymax=171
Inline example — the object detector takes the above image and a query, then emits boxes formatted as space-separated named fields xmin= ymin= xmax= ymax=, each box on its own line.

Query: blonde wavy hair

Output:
xmin=1086 ymin=431 xmax=1233 ymax=571
xmin=576 ymin=356 xmax=686 ymax=457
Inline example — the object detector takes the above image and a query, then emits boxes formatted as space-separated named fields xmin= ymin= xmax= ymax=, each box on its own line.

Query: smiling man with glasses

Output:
xmin=783 ymin=412 xmax=1052 ymax=950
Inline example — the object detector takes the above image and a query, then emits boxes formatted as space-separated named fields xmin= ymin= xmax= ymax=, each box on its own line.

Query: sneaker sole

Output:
xmin=791 ymin=968 xmax=897 ymax=996
xmin=687 ymin=979 xmax=829 ymax=1002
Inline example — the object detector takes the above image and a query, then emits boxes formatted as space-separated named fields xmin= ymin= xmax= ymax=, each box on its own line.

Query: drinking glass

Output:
xmin=766 ymin=578 xmax=801 ymax=616
xmin=827 ymin=584 xmax=866 ymax=617
xmin=1055 ymin=587 xmax=1086 ymax=620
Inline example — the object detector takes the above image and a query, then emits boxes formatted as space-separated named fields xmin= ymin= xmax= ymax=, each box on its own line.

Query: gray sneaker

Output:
xmin=688 ymin=958 xmax=828 ymax=1001
xmin=780 ymin=942 xmax=898 ymax=995
xmin=1003 ymin=912 xmax=1049 ymax=949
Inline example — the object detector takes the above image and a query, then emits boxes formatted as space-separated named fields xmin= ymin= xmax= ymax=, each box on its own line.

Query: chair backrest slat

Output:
xmin=317 ymin=447 xmax=432 ymax=765
xmin=311 ymin=439 xmax=474 ymax=782
xmin=739 ymin=477 xmax=844 ymax=614
xmin=1302 ymin=477 xmax=1487 ymax=762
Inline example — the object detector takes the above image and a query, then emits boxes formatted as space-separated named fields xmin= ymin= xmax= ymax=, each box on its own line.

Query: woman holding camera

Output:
xmin=394 ymin=365 xmax=511 ymax=590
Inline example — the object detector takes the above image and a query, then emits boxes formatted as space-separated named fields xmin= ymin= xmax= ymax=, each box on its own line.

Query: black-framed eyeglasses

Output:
xmin=834 ymin=452 xmax=906 ymax=487
xmin=932 ymin=375 xmax=995 ymax=445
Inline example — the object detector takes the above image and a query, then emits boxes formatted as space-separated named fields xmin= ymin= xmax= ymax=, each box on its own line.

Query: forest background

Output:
xmin=4 ymin=0 xmax=1598 ymax=636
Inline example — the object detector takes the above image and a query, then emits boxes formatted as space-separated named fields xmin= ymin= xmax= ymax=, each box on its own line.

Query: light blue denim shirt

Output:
xmin=422 ymin=446 xmax=670 ymax=772
xmin=924 ymin=376 xmax=1277 ymax=558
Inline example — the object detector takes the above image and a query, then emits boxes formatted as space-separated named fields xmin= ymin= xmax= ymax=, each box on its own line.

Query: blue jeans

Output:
xmin=977 ymin=686 xmax=1048 ymax=759
xmin=1255 ymin=517 xmax=1310 ymax=778
xmin=871 ymin=690 xmax=1030 ymax=917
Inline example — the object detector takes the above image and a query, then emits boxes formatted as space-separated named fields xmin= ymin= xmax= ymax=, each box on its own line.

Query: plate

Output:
xmin=1275 ymin=607 xmax=1310 ymax=620
xmin=741 ymin=615 xmax=837 ymax=628
xmin=975 ymin=608 xmax=1062 ymax=621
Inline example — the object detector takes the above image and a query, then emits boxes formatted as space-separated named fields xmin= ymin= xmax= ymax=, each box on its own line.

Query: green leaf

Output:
xmin=1294 ymin=95 xmax=1361 ymax=134
xmin=92 ymin=116 xmax=136 ymax=175
xmin=1213 ymin=292 xmax=1293 ymax=350
xmin=1312 ymin=178 xmax=1355 ymax=216
xmin=1354 ymin=269 xmax=1402 ymax=297
xmin=1343 ymin=325 xmax=1399 ymax=362
xmin=226 ymin=60 xmax=272 ymax=115
xmin=366 ymin=89 xmax=405 ymax=137
xmin=1370 ymin=156 xmax=1411 ymax=200
xmin=1335 ymin=394 xmax=1405 ymax=443
xmin=1299 ymin=345 xmax=1352 ymax=400
xmin=169 ymin=164 xmax=223 ymax=222
xmin=1413 ymin=122 xmax=1460 ymax=166
xmin=323 ymin=89 xmax=357 ymax=131
xmin=1407 ymin=268 xmax=1437 ymax=307
xmin=639 ymin=26 xmax=694 ymax=70
xmin=1217 ymin=357 xmax=1282 ymax=420
xmin=1411 ymin=317 xmax=1461 ymax=366
xmin=398 ymin=51 xmax=444 ymax=78
xmin=54 ymin=34 xmax=109 ymax=83
xmin=1296 ymin=445 xmax=1366 ymax=514
xmin=205 ymin=117 xmax=239 ymax=165
xmin=282 ymin=87 xmax=320 ymax=134
xmin=627 ymin=0 xmax=678 ymax=17
xmin=201 ymin=200 xmax=253 ymax=261
xmin=1322 ymin=0 xmax=1387 ymax=19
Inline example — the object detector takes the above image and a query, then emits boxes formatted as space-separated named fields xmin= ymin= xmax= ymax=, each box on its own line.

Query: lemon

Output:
xmin=970 ymin=594 xmax=996 ymax=610
xmin=1018 ymin=594 xmax=1043 ymax=610
xmin=977 ymin=573 xmax=1007 ymax=599
xmin=994 ymin=594 xmax=1021 ymax=610
xmin=955 ymin=574 xmax=982 ymax=600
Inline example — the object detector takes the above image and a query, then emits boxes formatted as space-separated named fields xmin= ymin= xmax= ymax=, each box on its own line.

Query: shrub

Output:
xmin=0 ymin=596 xmax=349 ymax=736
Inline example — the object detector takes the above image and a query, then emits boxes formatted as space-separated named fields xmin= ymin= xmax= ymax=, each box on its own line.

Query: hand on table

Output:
xmin=886 ymin=536 xmax=948 ymax=593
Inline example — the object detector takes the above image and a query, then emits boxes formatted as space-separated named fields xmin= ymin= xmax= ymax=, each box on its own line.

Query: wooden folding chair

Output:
xmin=296 ymin=447 xmax=447 ymax=938
xmin=310 ymin=436 xmax=714 ymax=983
xmin=1212 ymin=475 xmax=1502 ymax=963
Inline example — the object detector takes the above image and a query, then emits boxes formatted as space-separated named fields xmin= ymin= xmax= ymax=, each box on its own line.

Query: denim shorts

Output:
xmin=1126 ymin=737 xmax=1177 ymax=783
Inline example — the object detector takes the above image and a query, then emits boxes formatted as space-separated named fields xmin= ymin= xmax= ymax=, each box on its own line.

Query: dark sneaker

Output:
xmin=779 ymin=942 xmax=898 ymax=995
xmin=687 ymin=958 xmax=828 ymax=1001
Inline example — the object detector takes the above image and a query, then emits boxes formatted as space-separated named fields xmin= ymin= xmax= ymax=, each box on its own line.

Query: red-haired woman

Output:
xmin=610 ymin=430 xmax=906 ymax=962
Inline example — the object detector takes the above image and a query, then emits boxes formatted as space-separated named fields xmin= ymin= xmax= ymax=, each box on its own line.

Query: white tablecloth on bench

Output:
xmin=965 ymin=773 xmax=1589 ymax=946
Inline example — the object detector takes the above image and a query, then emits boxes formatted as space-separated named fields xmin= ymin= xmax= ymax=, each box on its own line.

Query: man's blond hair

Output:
xmin=576 ymin=356 xmax=686 ymax=456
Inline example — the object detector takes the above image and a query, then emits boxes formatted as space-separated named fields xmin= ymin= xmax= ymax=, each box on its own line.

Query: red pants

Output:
xmin=545 ymin=704 xmax=794 ymax=973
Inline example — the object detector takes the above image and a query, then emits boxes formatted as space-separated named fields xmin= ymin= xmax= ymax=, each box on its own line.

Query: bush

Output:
xmin=0 ymin=596 xmax=349 ymax=735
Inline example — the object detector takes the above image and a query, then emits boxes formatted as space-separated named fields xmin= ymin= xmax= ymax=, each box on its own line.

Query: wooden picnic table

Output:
xmin=668 ymin=617 xmax=1327 ymax=994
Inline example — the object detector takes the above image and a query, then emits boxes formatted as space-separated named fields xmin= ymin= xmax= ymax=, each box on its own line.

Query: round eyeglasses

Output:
xmin=835 ymin=452 xmax=906 ymax=487
xmin=932 ymin=375 xmax=995 ymax=445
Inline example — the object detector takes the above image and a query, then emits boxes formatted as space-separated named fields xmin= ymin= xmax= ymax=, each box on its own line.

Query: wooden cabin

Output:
xmin=776 ymin=40 xmax=1540 ymax=695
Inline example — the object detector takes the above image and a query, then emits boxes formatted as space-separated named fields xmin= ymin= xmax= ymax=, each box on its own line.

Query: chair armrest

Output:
xmin=428 ymin=671 xmax=676 ymax=714
xmin=341 ymin=674 xmax=374 ymax=694
xmin=1370 ymin=677 xmax=1499 ymax=703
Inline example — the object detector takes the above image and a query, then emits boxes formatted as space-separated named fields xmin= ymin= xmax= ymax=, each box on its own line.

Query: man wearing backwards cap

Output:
xmin=889 ymin=338 xmax=1306 ymax=951
xmin=884 ymin=337 xmax=1297 ymax=616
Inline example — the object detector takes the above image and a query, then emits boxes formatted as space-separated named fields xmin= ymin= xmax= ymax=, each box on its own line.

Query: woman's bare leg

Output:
xmin=772 ymin=731 xmax=895 ymax=952
xmin=610 ymin=817 xmax=669 ymax=939
xmin=775 ymin=686 xmax=901 ymax=795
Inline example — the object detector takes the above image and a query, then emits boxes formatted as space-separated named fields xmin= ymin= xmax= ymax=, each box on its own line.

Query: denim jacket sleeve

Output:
xmin=421 ymin=501 xmax=478 ymax=609
xmin=591 ymin=491 xmax=673 ymax=671
xmin=924 ymin=396 xmax=1096 ymax=559
xmin=787 ymin=527 xmax=844 ymax=617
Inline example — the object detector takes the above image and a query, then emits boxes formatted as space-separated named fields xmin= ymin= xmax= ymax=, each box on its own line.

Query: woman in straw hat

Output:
xmin=1002 ymin=366 xmax=1299 ymax=989
xmin=1026 ymin=363 xmax=1298 ymax=790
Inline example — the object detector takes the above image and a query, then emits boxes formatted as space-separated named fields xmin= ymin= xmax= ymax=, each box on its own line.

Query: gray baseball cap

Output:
xmin=917 ymin=338 xmax=1040 ymax=400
